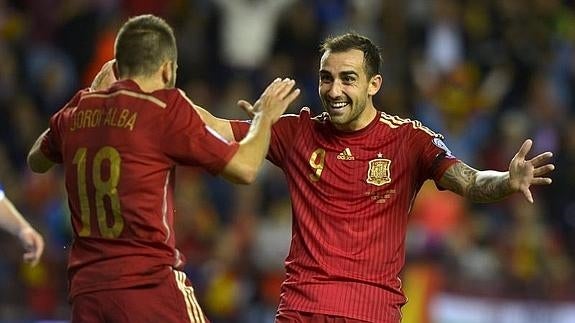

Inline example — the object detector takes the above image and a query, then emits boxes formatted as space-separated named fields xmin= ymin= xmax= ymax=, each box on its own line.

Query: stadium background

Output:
xmin=0 ymin=0 xmax=574 ymax=322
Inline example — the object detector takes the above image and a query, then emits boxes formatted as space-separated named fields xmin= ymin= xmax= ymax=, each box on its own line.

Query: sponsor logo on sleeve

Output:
xmin=432 ymin=137 xmax=454 ymax=158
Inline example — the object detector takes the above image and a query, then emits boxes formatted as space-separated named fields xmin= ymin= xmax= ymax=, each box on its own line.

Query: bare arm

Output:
xmin=439 ymin=162 xmax=514 ymax=202
xmin=438 ymin=139 xmax=554 ymax=203
xmin=193 ymin=105 xmax=235 ymax=141
xmin=0 ymin=192 xmax=44 ymax=266
xmin=27 ymin=129 xmax=56 ymax=173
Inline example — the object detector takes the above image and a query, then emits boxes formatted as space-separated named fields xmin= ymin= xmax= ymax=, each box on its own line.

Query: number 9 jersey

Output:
xmin=40 ymin=80 xmax=239 ymax=300
xmin=231 ymin=108 xmax=459 ymax=322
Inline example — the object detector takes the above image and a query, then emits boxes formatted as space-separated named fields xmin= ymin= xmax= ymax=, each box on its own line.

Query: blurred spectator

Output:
xmin=211 ymin=0 xmax=294 ymax=78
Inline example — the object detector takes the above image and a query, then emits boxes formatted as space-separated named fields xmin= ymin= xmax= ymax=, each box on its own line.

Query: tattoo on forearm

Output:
xmin=442 ymin=162 xmax=512 ymax=203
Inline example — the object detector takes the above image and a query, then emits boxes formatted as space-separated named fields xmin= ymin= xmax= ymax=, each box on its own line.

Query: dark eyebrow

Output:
xmin=319 ymin=70 xmax=358 ymax=77
xmin=340 ymin=71 xmax=358 ymax=77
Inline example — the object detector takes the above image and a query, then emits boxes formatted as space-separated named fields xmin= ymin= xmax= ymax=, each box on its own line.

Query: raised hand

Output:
xmin=508 ymin=139 xmax=555 ymax=203
xmin=90 ymin=59 xmax=117 ymax=91
xmin=237 ymin=78 xmax=299 ymax=122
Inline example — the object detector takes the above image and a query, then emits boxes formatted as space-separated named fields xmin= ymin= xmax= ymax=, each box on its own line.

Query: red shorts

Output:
xmin=276 ymin=310 xmax=369 ymax=323
xmin=72 ymin=270 xmax=209 ymax=323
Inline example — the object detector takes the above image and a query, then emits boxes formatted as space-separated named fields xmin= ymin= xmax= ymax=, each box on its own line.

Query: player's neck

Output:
xmin=128 ymin=74 xmax=167 ymax=93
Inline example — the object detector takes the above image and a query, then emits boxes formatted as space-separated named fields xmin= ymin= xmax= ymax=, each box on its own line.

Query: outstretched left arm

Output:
xmin=438 ymin=139 xmax=555 ymax=203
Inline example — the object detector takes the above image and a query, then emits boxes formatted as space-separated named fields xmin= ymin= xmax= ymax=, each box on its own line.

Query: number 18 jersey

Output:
xmin=41 ymin=80 xmax=239 ymax=299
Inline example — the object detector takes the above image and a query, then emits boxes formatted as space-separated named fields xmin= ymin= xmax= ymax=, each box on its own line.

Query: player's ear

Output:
xmin=368 ymin=74 xmax=382 ymax=96
xmin=161 ymin=60 xmax=174 ymax=87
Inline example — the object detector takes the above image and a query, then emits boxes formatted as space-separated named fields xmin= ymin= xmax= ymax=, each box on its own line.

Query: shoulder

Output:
xmin=273 ymin=108 xmax=329 ymax=131
xmin=285 ymin=107 xmax=330 ymax=125
xmin=378 ymin=111 xmax=444 ymax=139
xmin=67 ymin=88 xmax=91 ymax=109
xmin=82 ymin=85 xmax=170 ymax=110
xmin=151 ymin=88 xmax=184 ymax=110
xmin=49 ymin=89 xmax=90 ymax=121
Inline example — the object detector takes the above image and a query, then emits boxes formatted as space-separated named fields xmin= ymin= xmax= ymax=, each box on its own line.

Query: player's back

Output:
xmin=50 ymin=80 xmax=206 ymax=298
xmin=63 ymin=80 xmax=176 ymax=242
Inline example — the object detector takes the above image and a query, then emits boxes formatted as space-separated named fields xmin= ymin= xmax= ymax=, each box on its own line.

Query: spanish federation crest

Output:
xmin=366 ymin=156 xmax=391 ymax=186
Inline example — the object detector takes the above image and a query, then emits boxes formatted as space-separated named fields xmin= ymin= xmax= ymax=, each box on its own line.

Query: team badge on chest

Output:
xmin=366 ymin=153 xmax=391 ymax=186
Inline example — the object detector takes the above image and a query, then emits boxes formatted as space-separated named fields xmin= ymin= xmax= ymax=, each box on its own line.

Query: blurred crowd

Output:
xmin=0 ymin=0 xmax=574 ymax=322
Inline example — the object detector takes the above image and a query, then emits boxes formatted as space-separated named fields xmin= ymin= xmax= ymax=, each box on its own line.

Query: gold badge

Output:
xmin=366 ymin=157 xmax=391 ymax=186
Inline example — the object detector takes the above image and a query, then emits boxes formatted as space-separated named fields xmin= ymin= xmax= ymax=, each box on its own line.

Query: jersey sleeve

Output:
xmin=410 ymin=126 xmax=459 ymax=184
xmin=230 ymin=113 xmax=300 ymax=168
xmin=40 ymin=89 xmax=88 ymax=163
xmin=40 ymin=116 xmax=64 ymax=164
xmin=162 ymin=92 xmax=239 ymax=175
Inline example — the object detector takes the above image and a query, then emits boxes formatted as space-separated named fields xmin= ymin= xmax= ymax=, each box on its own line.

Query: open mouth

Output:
xmin=330 ymin=102 xmax=349 ymax=110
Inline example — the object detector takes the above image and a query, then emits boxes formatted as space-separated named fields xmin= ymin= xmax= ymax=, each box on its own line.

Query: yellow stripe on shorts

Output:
xmin=173 ymin=270 xmax=206 ymax=323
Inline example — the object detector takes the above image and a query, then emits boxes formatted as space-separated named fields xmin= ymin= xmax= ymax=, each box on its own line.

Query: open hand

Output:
xmin=237 ymin=78 xmax=300 ymax=123
xmin=509 ymin=139 xmax=555 ymax=203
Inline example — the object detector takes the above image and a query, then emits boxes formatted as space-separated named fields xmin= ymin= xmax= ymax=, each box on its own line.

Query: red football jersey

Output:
xmin=231 ymin=108 xmax=458 ymax=322
xmin=41 ymin=80 xmax=239 ymax=299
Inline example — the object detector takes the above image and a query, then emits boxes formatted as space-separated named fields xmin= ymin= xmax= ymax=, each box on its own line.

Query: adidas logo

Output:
xmin=337 ymin=148 xmax=355 ymax=160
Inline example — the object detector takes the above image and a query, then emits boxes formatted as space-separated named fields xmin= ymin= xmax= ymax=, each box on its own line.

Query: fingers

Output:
xmin=254 ymin=78 xmax=300 ymax=123
xmin=276 ymin=79 xmax=297 ymax=99
xmin=237 ymin=99 xmax=256 ymax=118
xmin=91 ymin=59 xmax=118 ymax=91
xmin=522 ymin=187 xmax=534 ymax=204
xmin=533 ymin=164 xmax=555 ymax=177
xmin=265 ymin=78 xmax=296 ymax=99
xmin=258 ymin=78 xmax=299 ymax=105
xmin=112 ymin=60 xmax=119 ymax=79
xmin=529 ymin=151 xmax=553 ymax=167
xmin=285 ymin=88 xmax=301 ymax=105
xmin=103 ymin=59 xmax=115 ymax=70
xmin=531 ymin=177 xmax=553 ymax=185
xmin=515 ymin=139 xmax=533 ymax=160
xmin=261 ymin=78 xmax=282 ymax=96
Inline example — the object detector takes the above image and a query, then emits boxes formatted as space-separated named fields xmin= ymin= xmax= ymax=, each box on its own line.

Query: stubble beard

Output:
xmin=324 ymin=97 xmax=367 ymax=130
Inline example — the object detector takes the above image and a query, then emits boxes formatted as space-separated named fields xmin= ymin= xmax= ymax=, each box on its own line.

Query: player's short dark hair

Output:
xmin=320 ymin=33 xmax=382 ymax=79
xmin=114 ymin=14 xmax=177 ymax=78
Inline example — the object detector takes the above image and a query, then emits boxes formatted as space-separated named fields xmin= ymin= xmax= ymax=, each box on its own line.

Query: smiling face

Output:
xmin=319 ymin=49 xmax=382 ymax=131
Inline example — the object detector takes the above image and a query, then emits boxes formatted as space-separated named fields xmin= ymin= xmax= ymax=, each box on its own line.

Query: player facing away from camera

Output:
xmin=26 ymin=14 xmax=299 ymax=323
xmin=194 ymin=33 xmax=555 ymax=322
xmin=0 ymin=185 xmax=44 ymax=266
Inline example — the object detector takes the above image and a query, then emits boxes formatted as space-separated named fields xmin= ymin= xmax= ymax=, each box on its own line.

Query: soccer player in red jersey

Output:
xmin=26 ymin=15 xmax=299 ymax=323
xmin=195 ymin=33 xmax=555 ymax=322
xmin=0 ymin=185 xmax=44 ymax=266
